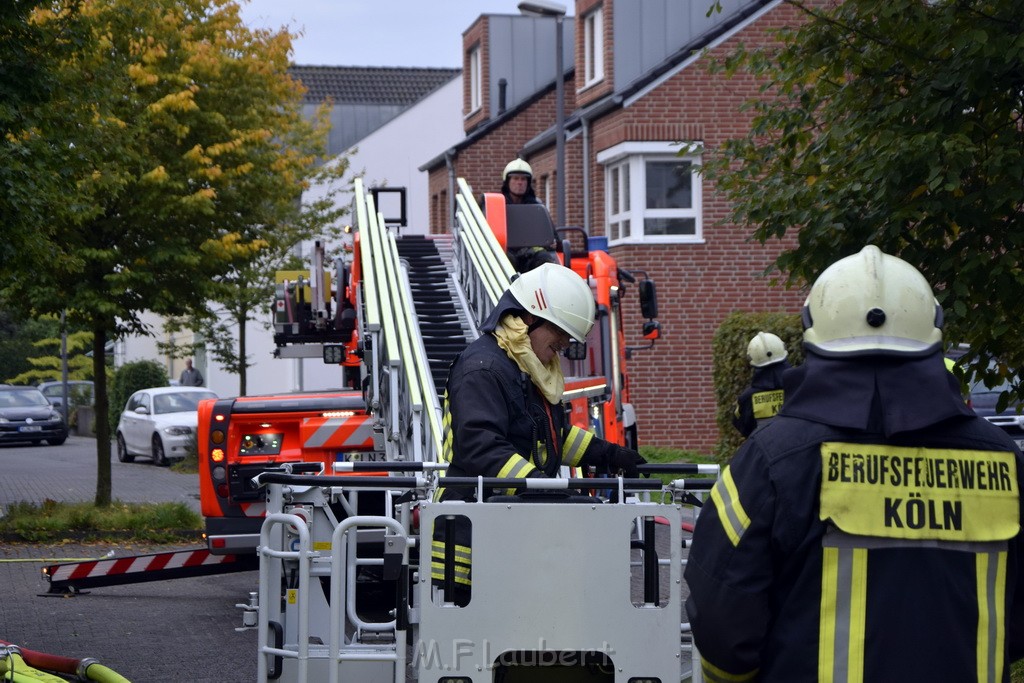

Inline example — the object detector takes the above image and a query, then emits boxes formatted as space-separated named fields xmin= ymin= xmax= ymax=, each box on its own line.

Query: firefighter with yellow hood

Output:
xmin=432 ymin=263 xmax=646 ymax=604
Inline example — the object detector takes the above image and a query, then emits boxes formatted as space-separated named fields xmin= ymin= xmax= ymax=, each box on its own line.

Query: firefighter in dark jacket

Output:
xmin=685 ymin=245 xmax=1024 ymax=682
xmin=499 ymin=158 xmax=559 ymax=272
xmin=431 ymin=262 xmax=646 ymax=604
xmin=732 ymin=331 xmax=790 ymax=437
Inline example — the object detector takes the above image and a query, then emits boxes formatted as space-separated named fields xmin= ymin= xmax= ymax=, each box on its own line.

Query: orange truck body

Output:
xmin=198 ymin=391 xmax=376 ymax=554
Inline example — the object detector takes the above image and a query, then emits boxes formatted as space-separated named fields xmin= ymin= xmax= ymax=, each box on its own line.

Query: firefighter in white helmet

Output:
xmin=732 ymin=331 xmax=790 ymax=437
xmin=501 ymin=158 xmax=539 ymax=205
xmin=686 ymin=245 xmax=1024 ymax=681
xmin=432 ymin=262 xmax=646 ymax=605
xmin=500 ymin=158 xmax=559 ymax=272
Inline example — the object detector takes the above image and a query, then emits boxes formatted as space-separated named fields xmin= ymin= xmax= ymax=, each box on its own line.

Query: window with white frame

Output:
xmin=598 ymin=142 xmax=703 ymax=244
xmin=583 ymin=7 xmax=604 ymax=87
xmin=468 ymin=46 xmax=482 ymax=114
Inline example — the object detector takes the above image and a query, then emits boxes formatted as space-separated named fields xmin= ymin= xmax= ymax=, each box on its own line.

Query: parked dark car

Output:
xmin=0 ymin=385 xmax=69 ymax=446
xmin=37 ymin=380 xmax=95 ymax=417
xmin=945 ymin=348 xmax=1024 ymax=448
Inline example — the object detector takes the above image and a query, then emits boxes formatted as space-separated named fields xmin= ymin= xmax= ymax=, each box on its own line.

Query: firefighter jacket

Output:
xmin=438 ymin=290 xmax=620 ymax=501
xmin=431 ymin=291 xmax=625 ymax=602
xmin=685 ymin=351 xmax=1024 ymax=683
xmin=732 ymin=360 xmax=790 ymax=437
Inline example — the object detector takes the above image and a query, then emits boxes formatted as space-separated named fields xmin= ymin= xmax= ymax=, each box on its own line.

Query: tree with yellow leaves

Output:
xmin=1 ymin=0 xmax=345 ymax=506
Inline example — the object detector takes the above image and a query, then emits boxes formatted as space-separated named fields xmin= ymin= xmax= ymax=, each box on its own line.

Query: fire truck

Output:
xmin=206 ymin=178 xmax=719 ymax=683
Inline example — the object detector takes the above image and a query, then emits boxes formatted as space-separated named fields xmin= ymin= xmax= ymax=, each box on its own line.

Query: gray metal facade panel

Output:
xmin=487 ymin=15 xmax=575 ymax=119
xmin=641 ymin=0 xmax=669 ymax=68
xmin=613 ymin=0 xmax=760 ymax=90
xmin=324 ymin=104 xmax=405 ymax=156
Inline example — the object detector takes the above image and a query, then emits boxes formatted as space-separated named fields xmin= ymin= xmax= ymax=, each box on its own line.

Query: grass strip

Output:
xmin=0 ymin=499 xmax=201 ymax=543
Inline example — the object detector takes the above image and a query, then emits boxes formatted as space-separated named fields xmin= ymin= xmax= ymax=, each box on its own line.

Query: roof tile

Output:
xmin=288 ymin=65 xmax=460 ymax=105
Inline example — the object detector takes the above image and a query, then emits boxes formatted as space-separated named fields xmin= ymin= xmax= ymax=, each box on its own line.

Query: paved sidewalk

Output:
xmin=0 ymin=542 xmax=257 ymax=682
xmin=0 ymin=435 xmax=201 ymax=513
xmin=1 ymin=437 xmax=257 ymax=681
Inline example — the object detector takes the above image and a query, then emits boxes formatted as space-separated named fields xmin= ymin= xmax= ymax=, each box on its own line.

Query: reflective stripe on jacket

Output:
xmin=436 ymin=332 xmax=610 ymax=502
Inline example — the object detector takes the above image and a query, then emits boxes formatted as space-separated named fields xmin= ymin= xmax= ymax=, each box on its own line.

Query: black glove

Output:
xmin=607 ymin=447 xmax=647 ymax=477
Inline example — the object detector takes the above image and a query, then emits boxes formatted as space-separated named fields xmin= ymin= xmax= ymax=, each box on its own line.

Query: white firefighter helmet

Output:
xmin=509 ymin=263 xmax=595 ymax=341
xmin=802 ymin=245 xmax=943 ymax=357
xmin=503 ymin=158 xmax=533 ymax=180
xmin=747 ymin=332 xmax=787 ymax=368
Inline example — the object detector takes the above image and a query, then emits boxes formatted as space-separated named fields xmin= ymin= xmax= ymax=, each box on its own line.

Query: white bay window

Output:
xmin=598 ymin=142 xmax=703 ymax=244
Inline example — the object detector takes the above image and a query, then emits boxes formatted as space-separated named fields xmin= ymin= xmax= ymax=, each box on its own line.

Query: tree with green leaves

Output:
xmin=6 ymin=329 xmax=97 ymax=385
xmin=705 ymin=0 xmax=1024 ymax=400
xmin=0 ymin=0 xmax=89 ymax=275
xmin=0 ymin=313 xmax=61 ymax=383
xmin=1 ymin=0 xmax=340 ymax=506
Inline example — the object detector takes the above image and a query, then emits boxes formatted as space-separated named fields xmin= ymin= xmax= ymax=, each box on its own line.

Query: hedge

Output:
xmin=108 ymin=360 xmax=170 ymax=434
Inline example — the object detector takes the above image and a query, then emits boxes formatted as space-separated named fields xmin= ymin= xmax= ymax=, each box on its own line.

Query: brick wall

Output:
xmin=429 ymin=1 xmax=807 ymax=453
xmin=463 ymin=17 xmax=489 ymax=132
xmin=575 ymin=0 xmax=614 ymax=109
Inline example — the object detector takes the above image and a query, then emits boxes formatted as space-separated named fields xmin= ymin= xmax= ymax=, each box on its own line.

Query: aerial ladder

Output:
xmin=40 ymin=174 xmax=714 ymax=683
xmin=245 ymin=179 xmax=716 ymax=682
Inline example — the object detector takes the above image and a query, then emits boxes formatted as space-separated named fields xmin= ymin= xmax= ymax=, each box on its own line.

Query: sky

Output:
xmin=238 ymin=0 xmax=568 ymax=69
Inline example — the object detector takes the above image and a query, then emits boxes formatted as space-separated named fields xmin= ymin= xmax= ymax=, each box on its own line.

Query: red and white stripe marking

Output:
xmin=47 ymin=549 xmax=236 ymax=583
xmin=239 ymin=501 xmax=266 ymax=517
xmin=301 ymin=417 xmax=374 ymax=449
xmin=533 ymin=288 xmax=548 ymax=311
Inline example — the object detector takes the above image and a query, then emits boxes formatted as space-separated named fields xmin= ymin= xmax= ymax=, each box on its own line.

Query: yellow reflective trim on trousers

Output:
xmin=819 ymin=546 xmax=867 ymax=683
xmin=441 ymin=392 xmax=453 ymax=462
xmin=562 ymin=426 xmax=593 ymax=467
xmin=699 ymin=656 xmax=758 ymax=682
xmin=709 ymin=465 xmax=750 ymax=547
xmin=430 ymin=565 xmax=471 ymax=585
xmin=976 ymin=550 xmax=1008 ymax=683
xmin=431 ymin=542 xmax=472 ymax=586
xmin=431 ymin=542 xmax=472 ymax=564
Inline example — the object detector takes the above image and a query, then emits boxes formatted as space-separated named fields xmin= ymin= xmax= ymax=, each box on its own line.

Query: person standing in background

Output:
xmin=179 ymin=358 xmax=204 ymax=387
xmin=732 ymin=331 xmax=790 ymax=437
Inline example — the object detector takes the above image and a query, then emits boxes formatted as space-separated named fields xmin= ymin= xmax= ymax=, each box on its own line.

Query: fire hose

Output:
xmin=0 ymin=641 xmax=129 ymax=683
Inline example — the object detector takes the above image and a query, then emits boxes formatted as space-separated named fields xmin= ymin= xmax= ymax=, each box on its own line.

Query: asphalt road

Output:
xmin=0 ymin=435 xmax=258 ymax=682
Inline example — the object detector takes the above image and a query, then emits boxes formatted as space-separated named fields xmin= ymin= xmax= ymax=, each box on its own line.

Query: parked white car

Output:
xmin=116 ymin=386 xmax=218 ymax=465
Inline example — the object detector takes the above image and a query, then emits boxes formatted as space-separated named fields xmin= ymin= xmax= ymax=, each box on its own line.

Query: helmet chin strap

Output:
xmin=523 ymin=313 xmax=546 ymax=334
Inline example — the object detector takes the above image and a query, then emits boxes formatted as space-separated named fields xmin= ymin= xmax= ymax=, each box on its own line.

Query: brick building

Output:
xmin=422 ymin=0 xmax=806 ymax=453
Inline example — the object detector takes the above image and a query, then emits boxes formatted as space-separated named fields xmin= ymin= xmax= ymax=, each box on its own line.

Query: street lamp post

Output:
xmin=518 ymin=0 xmax=567 ymax=227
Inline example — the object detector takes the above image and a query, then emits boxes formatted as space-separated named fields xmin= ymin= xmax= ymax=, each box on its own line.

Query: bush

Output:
xmin=172 ymin=434 xmax=199 ymax=473
xmin=108 ymin=360 xmax=169 ymax=433
xmin=711 ymin=311 xmax=804 ymax=462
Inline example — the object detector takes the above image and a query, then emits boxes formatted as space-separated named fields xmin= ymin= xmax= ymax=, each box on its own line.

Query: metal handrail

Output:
xmin=353 ymin=181 xmax=443 ymax=463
